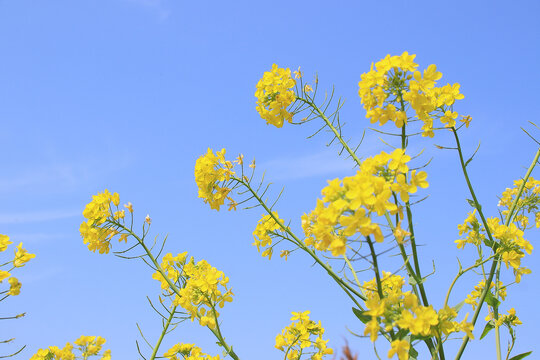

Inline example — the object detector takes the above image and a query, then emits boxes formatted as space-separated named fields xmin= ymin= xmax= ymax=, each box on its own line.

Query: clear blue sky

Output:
xmin=1 ymin=1 xmax=539 ymax=359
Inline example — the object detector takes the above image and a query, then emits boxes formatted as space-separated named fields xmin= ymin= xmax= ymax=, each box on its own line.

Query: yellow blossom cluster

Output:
xmin=454 ymin=210 xmax=485 ymax=249
xmin=194 ymin=148 xmax=237 ymax=211
xmin=485 ymin=307 xmax=522 ymax=328
xmin=255 ymin=64 xmax=296 ymax=128
xmin=302 ymin=149 xmax=427 ymax=255
xmin=152 ymin=252 xmax=188 ymax=290
xmin=0 ymin=234 xmax=35 ymax=296
xmin=498 ymin=177 xmax=540 ymax=229
xmin=79 ymin=190 xmax=122 ymax=254
xmin=275 ymin=311 xmax=333 ymax=360
xmin=456 ymin=202 xmax=533 ymax=283
xmin=488 ymin=217 xmax=533 ymax=282
xmin=358 ymin=52 xmax=470 ymax=137
xmin=360 ymin=272 xmax=474 ymax=348
xmin=465 ymin=279 xmax=506 ymax=310
xmin=30 ymin=335 xmax=110 ymax=360
xmin=252 ymin=212 xmax=285 ymax=259
xmin=153 ymin=253 xmax=233 ymax=330
xmin=163 ymin=343 xmax=220 ymax=360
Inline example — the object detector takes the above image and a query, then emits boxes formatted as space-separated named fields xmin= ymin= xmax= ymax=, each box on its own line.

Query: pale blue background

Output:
xmin=1 ymin=1 xmax=539 ymax=359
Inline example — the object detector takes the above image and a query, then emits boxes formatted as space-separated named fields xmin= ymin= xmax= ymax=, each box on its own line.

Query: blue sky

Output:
xmin=1 ymin=0 xmax=539 ymax=359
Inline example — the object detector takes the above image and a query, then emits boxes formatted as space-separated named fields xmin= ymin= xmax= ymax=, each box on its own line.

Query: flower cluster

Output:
xmin=455 ymin=205 xmax=533 ymax=283
xmin=0 ymin=234 xmax=34 ymax=296
xmin=252 ymin=212 xmax=285 ymax=259
xmin=485 ymin=307 xmax=522 ymax=328
xmin=454 ymin=210 xmax=485 ymax=249
xmin=30 ymin=335 xmax=110 ymax=360
xmin=358 ymin=52 xmax=470 ymax=137
xmin=498 ymin=177 xmax=540 ymax=229
xmin=194 ymin=148 xmax=237 ymax=211
xmin=301 ymin=149 xmax=427 ymax=255
xmin=464 ymin=279 xmax=506 ymax=310
xmin=275 ymin=311 xmax=333 ymax=360
xmin=79 ymin=190 xmax=122 ymax=254
xmin=360 ymin=272 xmax=474 ymax=357
xmin=152 ymin=253 xmax=234 ymax=330
xmin=163 ymin=343 xmax=220 ymax=360
xmin=255 ymin=64 xmax=296 ymax=128
xmin=489 ymin=217 xmax=533 ymax=282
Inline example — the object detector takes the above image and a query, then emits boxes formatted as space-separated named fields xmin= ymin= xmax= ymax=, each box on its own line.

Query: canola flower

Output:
xmin=194 ymin=148 xmax=236 ymax=211
xmin=163 ymin=343 xmax=220 ymax=360
xmin=455 ymin=179 xmax=535 ymax=283
xmin=0 ymin=234 xmax=35 ymax=297
xmin=79 ymin=190 xmax=122 ymax=254
xmin=30 ymin=335 xmax=111 ymax=360
xmin=275 ymin=311 xmax=333 ymax=360
xmin=302 ymin=149 xmax=427 ymax=255
xmin=252 ymin=212 xmax=285 ymax=260
xmin=360 ymin=272 xmax=474 ymax=350
xmin=152 ymin=253 xmax=233 ymax=330
xmin=255 ymin=64 xmax=296 ymax=128
xmin=357 ymin=52 xmax=470 ymax=137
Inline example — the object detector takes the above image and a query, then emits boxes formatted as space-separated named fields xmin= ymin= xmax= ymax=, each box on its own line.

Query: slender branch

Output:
xmin=453 ymin=130 xmax=540 ymax=359
xmin=149 ymin=306 xmax=178 ymax=360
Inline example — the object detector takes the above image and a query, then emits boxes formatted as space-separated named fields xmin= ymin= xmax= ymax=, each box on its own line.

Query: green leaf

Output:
xmin=509 ymin=351 xmax=532 ymax=360
xmin=352 ymin=307 xmax=371 ymax=324
xmin=395 ymin=329 xmax=409 ymax=339
xmin=408 ymin=275 xmax=426 ymax=286
xmin=452 ymin=300 xmax=466 ymax=314
xmin=409 ymin=346 xmax=419 ymax=360
xmin=480 ymin=322 xmax=494 ymax=339
xmin=467 ymin=198 xmax=482 ymax=210
xmin=464 ymin=141 xmax=481 ymax=167
xmin=485 ymin=291 xmax=501 ymax=308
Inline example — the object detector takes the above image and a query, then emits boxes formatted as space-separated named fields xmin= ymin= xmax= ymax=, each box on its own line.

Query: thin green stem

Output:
xmin=233 ymin=176 xmax=367 ymax=305
xmin=112 ymin=222 xmax=240 ymax=360
xmin=149 ymin=306 xmax=178 ymax=360
xmin=296 ymin=97 xmax=362 ymax=167
xmin=443 ymin=256 xmax=494 ymax=308
xmin=343 ymin=253 xmax=363 ymax=291
xmin=453 ymin=131 xmax=540 ymax=360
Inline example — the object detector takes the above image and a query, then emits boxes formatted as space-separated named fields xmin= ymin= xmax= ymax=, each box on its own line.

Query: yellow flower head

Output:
xmin=255 ymin=64 xmax=297 ymax=128
xmin=195 ymin=148 xmax=236 ymax=211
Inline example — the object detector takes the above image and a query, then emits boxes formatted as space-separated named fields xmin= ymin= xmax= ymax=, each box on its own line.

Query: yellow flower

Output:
xmin=124 ymin=202 xmax=134 ymax=213
xmin=194 ymin=148 xmax=236 ymax=211
xmin=461 ymin=115 xmax=472 ymax=127
xmin=388 ymin=339 xmax=410 ymax=360
xmin=0 ymin=234 xmax=12 ymax=252
xmin=255 ymin=64 xmax=296 ymax=128
xmin=13 ymin=242 xmax=35 ymax=267
xmin=8 ymin=277 xmax=21 ymax=295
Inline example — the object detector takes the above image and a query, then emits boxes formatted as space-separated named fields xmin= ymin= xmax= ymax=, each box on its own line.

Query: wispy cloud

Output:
xmin=0 ymin=210 xmax=79 ymax=224
xmin=259 ymin=150 xmax=358 ymax=181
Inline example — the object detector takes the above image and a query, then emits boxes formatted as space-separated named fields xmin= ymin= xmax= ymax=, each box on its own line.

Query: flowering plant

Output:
xmin=25 ymin=53 xmax=537 ymax=360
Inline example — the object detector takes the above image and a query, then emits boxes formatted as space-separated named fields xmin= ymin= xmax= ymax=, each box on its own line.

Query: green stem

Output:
xmin=112 ymin=222 xmax=240 ymax=360
xmin=443 ymin=256 xmax=494 ymax=308
xmin=453 ymin=131 xmax=540 ymax=360
xmin=149 ymin=305 xmax=178 ymax=360
xmin=234 ymin=176 xmax=367 ymax=305
xmin=297 ymin=97 xmax=362 ymax=167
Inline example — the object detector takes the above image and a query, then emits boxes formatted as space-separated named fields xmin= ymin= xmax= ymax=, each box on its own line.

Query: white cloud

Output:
xmin=259 ymin=150 xmax=357 ymax=181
